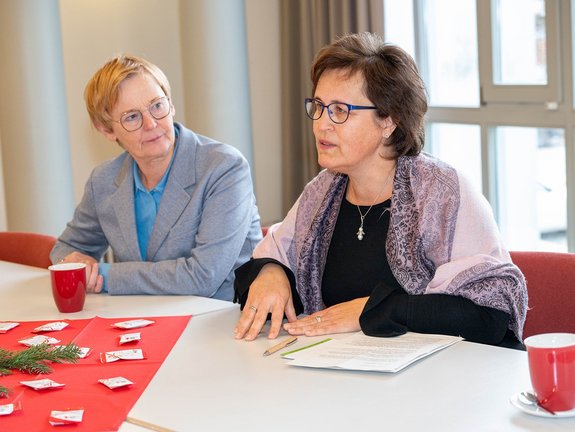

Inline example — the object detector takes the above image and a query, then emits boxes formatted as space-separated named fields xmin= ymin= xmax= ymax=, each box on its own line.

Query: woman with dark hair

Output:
xmin=234 ymin=32 xmax=527 ymax=348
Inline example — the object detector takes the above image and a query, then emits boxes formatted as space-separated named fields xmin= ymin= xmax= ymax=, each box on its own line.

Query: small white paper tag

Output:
xmin=112 ymin=319 xmax=155 ymax=329
xmin=0 ymin=322 xmax=19 ymax=333
xmin=49 ymin=409 xmax=84 ymax=425
xmin=20 ymin=378 xmax=65 ymax=390
xmin=119 ymin=332 xmax=141 ymax=344
xmin=32 ymin=321 xmax=69 ymax=333
xmin=0 ymin=401 xmax=21 ymax=416
xmin=0 ymin=404 xmax=14 ymax=416
xmin=100 ymin=349 xmax=144 ymax=363
xmin=19 ymin=335 xmax=61 ymax=347
xmin=0 ymin=403 xmax=14 ymax=416
xmin=77 ymin=347 xmax=91 ymax=358
xmin=98 ymin=376 xmax=134 ymax=389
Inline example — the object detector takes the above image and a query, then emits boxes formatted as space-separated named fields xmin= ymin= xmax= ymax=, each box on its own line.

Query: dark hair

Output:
xmin=311 ymin=32 xmax=428 ymax=157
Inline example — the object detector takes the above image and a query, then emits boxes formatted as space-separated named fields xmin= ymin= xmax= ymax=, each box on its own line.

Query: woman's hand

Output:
xmin=283 ymin=297 xmax=369 ymax=337
xmin=234 ymin=263 xmax=297 ymax=341
xmin=59 ymin=252 xmax=103 ymax=294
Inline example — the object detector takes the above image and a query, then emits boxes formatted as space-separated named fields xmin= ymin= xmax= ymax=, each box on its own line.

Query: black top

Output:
xmin=322 ymin=198 xmax=398 ymax=305
xmin=234 ymin=196 xmax=523 ymax=350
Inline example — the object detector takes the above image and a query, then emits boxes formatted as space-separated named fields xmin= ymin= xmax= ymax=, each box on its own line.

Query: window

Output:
xmin=418 ymin=0 xmax=480 ymax=107
xmin=492 ymin=0 xmax=547 ymax=85
xmin=384 ymin=0 xmax=572 ymax=252
xmin=479 ymin=0 xmax=561 ymax=103
xmin=494 ymin=127 xmax=566 ymax=251
xmin=428 ymin=123 xmax=482 ymax=193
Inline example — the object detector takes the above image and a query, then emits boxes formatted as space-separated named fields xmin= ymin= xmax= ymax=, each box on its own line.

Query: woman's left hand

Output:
xmin=282 ymin=297 xmax=369 ymax=336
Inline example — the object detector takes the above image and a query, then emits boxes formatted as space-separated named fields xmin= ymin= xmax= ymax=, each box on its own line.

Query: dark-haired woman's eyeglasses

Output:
xmin=304 ymin=98 xmax=377 ymax=124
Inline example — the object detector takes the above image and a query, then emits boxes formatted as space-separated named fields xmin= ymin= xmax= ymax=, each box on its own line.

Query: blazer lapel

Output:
xmin=146 ymin=130 xmax=196 ymax=260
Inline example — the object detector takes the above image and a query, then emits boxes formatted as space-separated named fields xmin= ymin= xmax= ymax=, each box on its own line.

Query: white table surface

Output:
xmin=0 ymin=260 xmax=235 ymax=320
xmin=2 ymin=261 xmax=574 ymax=431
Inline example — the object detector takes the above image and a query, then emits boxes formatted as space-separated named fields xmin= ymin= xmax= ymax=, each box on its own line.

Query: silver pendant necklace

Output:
xmin=356 ymin=213 xmax=368 ymax=240
xmin=355 ymin=167 xmax=395 ymax=241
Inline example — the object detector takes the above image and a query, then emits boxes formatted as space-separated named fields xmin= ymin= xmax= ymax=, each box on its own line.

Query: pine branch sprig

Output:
xmin=0 ymin=343 xmax=82 ymax=397
xmin=0 ymin=342 xmax=82 ymax=376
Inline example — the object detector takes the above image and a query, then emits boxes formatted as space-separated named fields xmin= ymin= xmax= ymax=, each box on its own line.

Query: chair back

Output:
xmin=510 ymin=251 xmax=575 ymax=339
xmin=0 ymin=231 xmax=57 ymax=269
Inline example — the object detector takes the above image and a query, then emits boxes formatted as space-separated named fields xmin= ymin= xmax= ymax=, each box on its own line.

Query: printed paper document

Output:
xmin=283 ymin=332 xmax=462 ymax=373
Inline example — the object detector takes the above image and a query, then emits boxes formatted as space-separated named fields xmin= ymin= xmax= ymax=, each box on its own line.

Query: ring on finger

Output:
xmin=249 ymin=305 xmax=258 ymax=313
xmin=315 ymin=315 xmax=322 ymax=323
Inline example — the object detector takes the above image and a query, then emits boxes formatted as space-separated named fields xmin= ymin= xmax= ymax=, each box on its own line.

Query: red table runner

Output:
xmin=0 ymin=315 xmax=191 ymax=431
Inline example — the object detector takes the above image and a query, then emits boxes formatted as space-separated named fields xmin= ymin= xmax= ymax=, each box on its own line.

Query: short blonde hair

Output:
xmin=84 ymin=54 xmax=172 ymax=130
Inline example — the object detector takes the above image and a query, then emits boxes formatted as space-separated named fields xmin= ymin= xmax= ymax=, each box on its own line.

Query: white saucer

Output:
xmin=510 ymin=392 xmax=575 ymax=418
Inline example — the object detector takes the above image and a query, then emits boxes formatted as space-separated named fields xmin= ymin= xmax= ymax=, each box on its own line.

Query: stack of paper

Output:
xmin=283 ymin=332 xmax=462 ymax=373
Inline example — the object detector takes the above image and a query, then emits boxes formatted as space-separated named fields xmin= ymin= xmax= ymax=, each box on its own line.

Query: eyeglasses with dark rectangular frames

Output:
xmin=304 ymin=98 xmax=377 ymax=124
xmin=114 ymin=96 xmax=171 ymax=132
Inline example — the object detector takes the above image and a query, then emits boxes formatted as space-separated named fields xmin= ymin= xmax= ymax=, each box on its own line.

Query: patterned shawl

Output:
xmin=255 ymin=153 xmax=528 ymax=339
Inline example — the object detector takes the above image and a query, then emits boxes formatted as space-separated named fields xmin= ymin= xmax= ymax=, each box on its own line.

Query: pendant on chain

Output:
xmin=356 ymin=216 xmax=365 ymax=240
xmin=353 ymin=165 xmax=395 ymax=242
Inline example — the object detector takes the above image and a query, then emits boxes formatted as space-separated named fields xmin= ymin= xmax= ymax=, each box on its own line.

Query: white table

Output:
xmin=0 ymin=260 xmax=235 ymax=319
xmin=2 ymin=261 xmax=574 ymax=431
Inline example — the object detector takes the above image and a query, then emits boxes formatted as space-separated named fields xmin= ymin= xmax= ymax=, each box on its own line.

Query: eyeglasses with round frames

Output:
xmin=304 ymin=98 xmax=377 ymax=124
xmin=113 ymin=96 xmax=171 ymax=132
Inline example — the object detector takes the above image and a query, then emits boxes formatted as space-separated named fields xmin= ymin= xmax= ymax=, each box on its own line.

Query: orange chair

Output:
xmin=0 ymin=231 xmax=57 ymax=269
xmin=510 ymin=251 xmax=575 ymax=339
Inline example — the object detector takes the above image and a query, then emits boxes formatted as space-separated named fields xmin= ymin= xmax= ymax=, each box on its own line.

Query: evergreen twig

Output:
xmin=0 ymin=342 xmax=82 ymax=397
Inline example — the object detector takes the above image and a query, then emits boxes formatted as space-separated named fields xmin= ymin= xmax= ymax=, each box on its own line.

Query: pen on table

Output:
xmin=125 ymin=416 xmax=176 ymax=432
xmin=263 ymin=336 xmax=298 ymax=356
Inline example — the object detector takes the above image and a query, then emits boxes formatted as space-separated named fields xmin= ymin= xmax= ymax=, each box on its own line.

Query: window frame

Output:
xmin=478 ymin=0 xmax=562 ymax=104
xmin=389 ymin=0 xmax=575 ymax=252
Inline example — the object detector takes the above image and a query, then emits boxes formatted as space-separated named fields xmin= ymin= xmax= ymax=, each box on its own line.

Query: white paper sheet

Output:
xmin=284 ymin=332 xmax=462 ymax=373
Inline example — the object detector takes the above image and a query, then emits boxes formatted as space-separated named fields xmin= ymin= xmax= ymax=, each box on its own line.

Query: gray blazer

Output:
xmin=51 ymin=123 xmax=262 ymax=300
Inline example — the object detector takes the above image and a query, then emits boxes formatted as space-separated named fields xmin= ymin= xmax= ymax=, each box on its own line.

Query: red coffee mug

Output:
xmin=524 ymin=333 xmax=575 ymax=412
xmin=48 ymin=263 xmax=87 ymax=313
